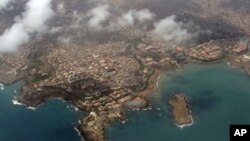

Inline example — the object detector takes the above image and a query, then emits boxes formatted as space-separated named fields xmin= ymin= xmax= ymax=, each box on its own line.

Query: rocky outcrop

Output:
xmin=168 ymin=93 xmax=193 ymax=127
xmin=123 ymin=96 xmax=148 ymax=109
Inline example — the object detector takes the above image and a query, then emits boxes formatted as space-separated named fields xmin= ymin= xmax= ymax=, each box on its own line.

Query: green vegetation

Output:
xmin=28 ymin=46 xmax=51 ymax=68
xmin=27 ymin=46 xmax=55 ymax=83
xmin=0 ymin=60 xmax=4 ymax=65
xmin=32 ymin=67 xmax=54 ymax=83
xmin=32 ymin=73 xmax=48 ymax=82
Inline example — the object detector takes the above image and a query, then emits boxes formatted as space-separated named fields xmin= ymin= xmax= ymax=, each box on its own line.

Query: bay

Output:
xmin=108 ymin=63 xmax=250 ymax=141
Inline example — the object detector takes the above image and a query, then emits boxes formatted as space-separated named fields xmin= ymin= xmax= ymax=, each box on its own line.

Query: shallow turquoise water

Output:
xmin=0 ymin=81 xmax=83 ymax=141
xmin=108 ymin=63 xmax=250 ymax=141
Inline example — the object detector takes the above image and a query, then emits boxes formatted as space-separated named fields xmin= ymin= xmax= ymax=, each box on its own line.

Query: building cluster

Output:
xmin=226 ymin=41 xmax=248 ymax=54
xmin=0 ymin=47 xmax=30 ymax=81
xmin=241 ymin=55 xmax=250 ymax=62
xmin=231 ymin=53 xmax=250 ymax=64
xmin=187 ymin=41 xmax=224 ymax=62
xmin=2 ymin=26 xmax=248 ymax=141
xmin=136 ymin=41 xmax=176 ymax=67
xmin=81 ymin=88 xmax=134 ymax=114
xmin=188 ymin=40 xmax=249 ymax=62
xmin=46 ymin=42 xmax=143 ymax=89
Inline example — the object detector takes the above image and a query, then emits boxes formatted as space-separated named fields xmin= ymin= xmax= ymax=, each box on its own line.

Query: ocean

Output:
xmin=108 ymin=63 xmax=250 ymax=141
xmin=0 ymin=81 xmax=83 ymax=141
xmin=1 ymin=63 xmax=250 ymax=141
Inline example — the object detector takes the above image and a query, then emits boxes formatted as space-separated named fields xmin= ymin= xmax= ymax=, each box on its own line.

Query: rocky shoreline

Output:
xmin=0 ymin=65 xmax=159 ymax=141
xmin=2 ymin=57 xmax=250 ymax=141
xmin=2 ymin=51 xmax=250 ymax=141
xmin=10 ymin=75 xmax=151 ymax=141
xmin=0 ymin=75 xmax=25 ymax=86
xmin=1 ymin=53 xmax=248 ymax=141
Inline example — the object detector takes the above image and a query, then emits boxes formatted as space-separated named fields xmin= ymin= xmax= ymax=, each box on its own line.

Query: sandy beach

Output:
xmin=138 ymin=69 xmax=165 ymax=97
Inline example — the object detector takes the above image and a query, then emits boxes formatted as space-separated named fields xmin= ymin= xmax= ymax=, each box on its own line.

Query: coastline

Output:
xmin=12 ymin=96 xmax=37 ymax=110
xmin=5 ymin=62 xmax=244 ymax=141
xmin=143 ymin=67 xmax=195 ymax=129
xmin=138 ymin=69 xmax=164 ymax=97
xmin=2 ymin=64 xmax=189 ymax=141
xmin=0 ymin=75 xmax=25 ymax=86
xmin=3 ymin=64 xmax=185 ymax=141
xmin=3 ymin=59 xmax=250 ymax=141
xmin=74 ymin=127 xmax=85 ymax=141
xmin=176 ymin=114 xmax=194 ymax=129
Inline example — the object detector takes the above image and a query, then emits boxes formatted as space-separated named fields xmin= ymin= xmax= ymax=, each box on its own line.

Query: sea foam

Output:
xmin=0 ymin=83 xmax=4 ymax=91
xmin=12 ymin=96 xmax=37 ymax=110
xmin=74 ymin=127 xmax=85 ymax=141
xmin=177 ymin=115 xmax=194 ymax=129
xmin=12 ymin=99 xmax=24 ymax=106
xmin=27 ymin=106 xmax=36 ymax=110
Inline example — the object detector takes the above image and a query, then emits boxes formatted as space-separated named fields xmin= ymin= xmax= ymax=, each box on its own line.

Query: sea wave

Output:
xmin=12 ymin=99 xmax=25 ymax=106
xmin=0 ymin=83 xmax=4 ymax=91
xmin=156 ymin=74 xmax=163 ymax=89
xmin=66 ymin=105 xmax=79 ymax=112
xmin=12 ymin=96 xmax=37 ymax=110
xmin=27 ymin=106 xmax=36 ymax=110
xmin=177 ymin=115 xmax=194 ymax=129
xmin=74 ymin=127 xmax=85 ymax=141
xmin=121 ymin=119 xmax=128 ymax=124
xmin=74 ymin=106 xmax=79 ymax=111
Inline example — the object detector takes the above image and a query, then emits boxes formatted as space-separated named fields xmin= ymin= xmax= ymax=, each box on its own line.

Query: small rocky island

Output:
xmin=169 ymin=93 xmax=193 ymax=127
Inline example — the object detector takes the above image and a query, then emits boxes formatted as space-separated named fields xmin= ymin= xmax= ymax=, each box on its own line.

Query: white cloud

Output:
xmin=57 ymin=36 xmax=72 ymax=46
xmin=0 ymin=0 xmax=12 ymax=10
xmin=134 ymin=9 xmax=155 ymax=23
xmin=118 ymin=10 xmax=134 ymax=26
xmin=87 ymin=4 xmax=110 ymax=30
xmin=0 ymin=23 xmax=29 ymax=52
xmin=21 ymin=0 xmax=54 ymax=32
xmin=0 ymin=0 xmax=54 ymax=52
xmin=153 ymin=15 xmax=195 ymax=44
xmin=118 ymin=9 xmax=155 ymax=27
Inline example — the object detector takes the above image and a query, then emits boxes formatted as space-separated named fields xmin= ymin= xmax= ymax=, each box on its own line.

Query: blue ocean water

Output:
xmin=0 ymin=81 xmax=83 ymax=141
xmin=108 ymin=63 xmax=250 ymax=141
